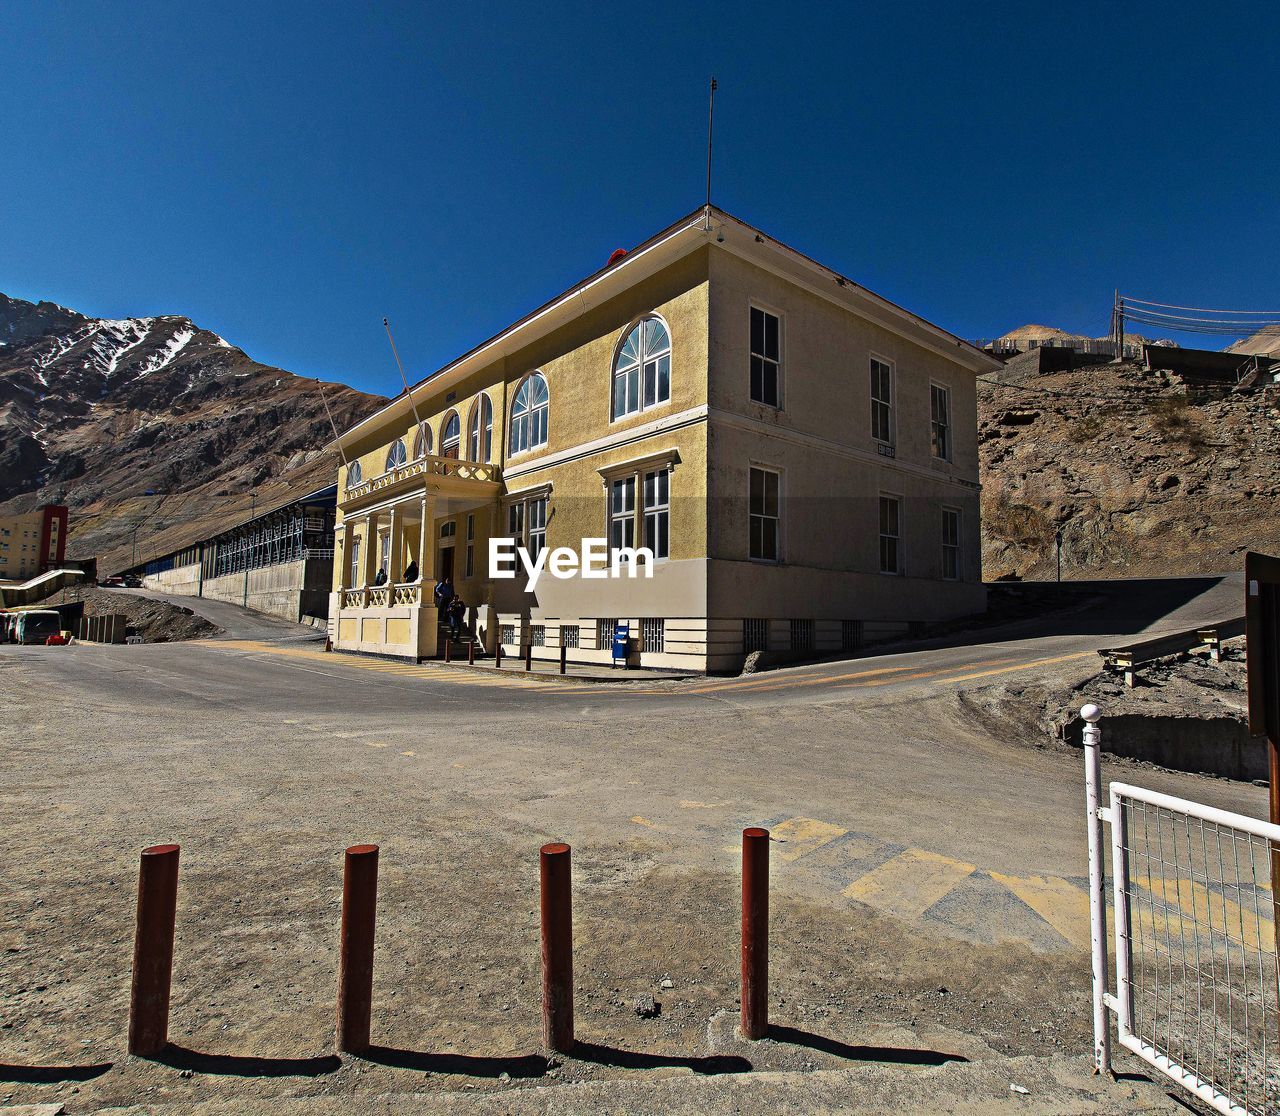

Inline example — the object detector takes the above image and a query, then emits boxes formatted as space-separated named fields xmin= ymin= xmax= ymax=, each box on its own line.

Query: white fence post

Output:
xmin=1082 ymin=702 xmax=1112 ymax=1075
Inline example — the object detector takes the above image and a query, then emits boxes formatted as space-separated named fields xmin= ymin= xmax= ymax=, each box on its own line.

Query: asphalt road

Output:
xmin=2 ymin=573 xmax=1261 ymax=953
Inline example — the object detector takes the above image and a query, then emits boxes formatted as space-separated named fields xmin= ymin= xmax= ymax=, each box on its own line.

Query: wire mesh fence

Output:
xmin=1111 ymin=784 xmax=1280 ymax=1115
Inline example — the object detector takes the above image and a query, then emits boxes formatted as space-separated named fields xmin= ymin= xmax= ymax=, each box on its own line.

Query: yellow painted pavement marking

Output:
xmin=365 ymin=741 xmax=388 ymax=749
xmin=400 ymin=750 xmax=416 ymax=757
xmin=1135 ymin=878 xmax=1275 ymax=954
xmin=771 ymin=817 xmax=849 ymax=862
xmin=630 ymin=816 xmax=656 ymax=828
xmin=679 ymin=800 xmax=724 ymax=810
xmin=843 ymin=848 xmax=976 ymax=920
xmin=990 ymin=872 xmax=1092 ymax=950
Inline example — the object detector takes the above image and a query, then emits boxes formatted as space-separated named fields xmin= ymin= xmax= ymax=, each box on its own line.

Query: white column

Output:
xmin=417 ymin=497 xmax=429 ymax=582
xmin=361 ymin=513 xmax=379 ymax=587
xmin=388 ymin=504 xmax=403 ymax=583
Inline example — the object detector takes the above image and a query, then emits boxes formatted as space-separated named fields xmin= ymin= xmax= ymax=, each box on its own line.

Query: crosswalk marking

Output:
xmin=843 ymin=848 xmax=977 ymax=920
xmin=989 ymin=872 xmax=1092 ymax=950
xmin=771 ymin=817 xmax=849 ymax=862
xmin=1134 ymin=878 xmax=1275 ymax=954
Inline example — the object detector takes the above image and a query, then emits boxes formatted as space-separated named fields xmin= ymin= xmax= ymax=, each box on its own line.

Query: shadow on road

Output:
xmin=154 ymin=1045 xmax=341 ymax=1077
xmin=569 ymin=1040 xmax=752 ymax=1074
xmin=764 ymin=1024 xmax=967 ymax=1066
xmin=0 ymin=1061 xmax=113 ymax=1083
xmin=362 ymin=1045 xmax=548 ymax=1078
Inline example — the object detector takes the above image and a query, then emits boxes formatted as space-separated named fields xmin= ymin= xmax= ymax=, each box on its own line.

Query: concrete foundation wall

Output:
xmin=144 ymin=558 xmax=335 ymax=624
xmin=1063 ymin=714 xmax=1267 ymax=782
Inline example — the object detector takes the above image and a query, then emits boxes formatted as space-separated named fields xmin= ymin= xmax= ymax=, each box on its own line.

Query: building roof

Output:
xmin=336 ymin=205 xmax=1002 ymax=450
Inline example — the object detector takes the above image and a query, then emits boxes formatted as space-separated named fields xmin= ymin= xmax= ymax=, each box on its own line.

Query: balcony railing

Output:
xmin=344 ymin=455 xmax=502 ymax=502
xmin=339 ymin=583 xmax=425 ymax=610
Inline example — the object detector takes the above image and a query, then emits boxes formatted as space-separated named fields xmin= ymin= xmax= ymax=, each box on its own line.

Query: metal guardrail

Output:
xmin=1099 ymin=617 xmax=1245 ymax=687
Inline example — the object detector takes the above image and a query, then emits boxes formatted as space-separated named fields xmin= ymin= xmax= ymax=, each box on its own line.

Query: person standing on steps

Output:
xmin=433 ymin=574 xmax=454 ymax=612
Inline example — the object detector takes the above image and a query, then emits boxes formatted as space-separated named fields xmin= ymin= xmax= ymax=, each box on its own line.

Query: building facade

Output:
xmin=0 ymin=504 xmax=68 ymax=581
xmin=138 ymin=486 xmax=337 ymax=623
xmin=330 ymin=208 xmax=1000 ymax=672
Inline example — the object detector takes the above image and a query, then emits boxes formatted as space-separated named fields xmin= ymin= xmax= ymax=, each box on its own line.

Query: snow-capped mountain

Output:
xmin=0 ymin=293 xmax=386 ymax=572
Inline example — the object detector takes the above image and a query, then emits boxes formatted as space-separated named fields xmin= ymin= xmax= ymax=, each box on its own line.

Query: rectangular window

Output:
xmin=527 ymin=497 xmax=547 ymax=560
xmin=743 ymin=618 xmax=769 ymax=653
xmin=841 ymin=619 xmax=863 ymax=650
xmin=530 ymin=624 xmax=545 ymax=647
xmin=379 ymin=532 xmax=391 ymax=574
xmin=790 ymin=619 xmax=814 ymax=652
xmin=931 ymin=383 xmax=951 ymax=461
xmin=941 ymin=507 xmax=961 ymax=580
xmin=465 ymin=514 xmax=475 ymax=578
xmin=750 ymin=306 xmax=781 ymax=407
xmin=871 ymin=358 xmax=894 ymax=443
xmin=879 ymin=495 xmax=901 ymax=575
xmin=641 ymin=618 xmax=665 ymax=653
xmin=508 ymin=501 xmax=524 ymax=538
xmin=609 ymin=477 xmax=635 ymax=557
xmin=642 ymin=468 xmax=670 ymax=559
xmin=500 ymin=623 xmax=516 ymax=646
xmin=596 ymin=618 xmax=616 ymax=649
xmin=349 ymin=537 xmax=361 ymax=586
xmin=749 ymin=467 xmax=780 ymax=562
xmin=561 ymin=624 xmax=580 ymax=649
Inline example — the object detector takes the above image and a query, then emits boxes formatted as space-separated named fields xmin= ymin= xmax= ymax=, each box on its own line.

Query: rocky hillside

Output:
xmin=0 ymin=294 xmax=387 ymax=573
xmin=979 ymin=354 xmax=1280 ymax=579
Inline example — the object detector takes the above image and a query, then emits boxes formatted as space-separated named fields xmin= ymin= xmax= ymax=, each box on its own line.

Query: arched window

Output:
xmin=441 ymin=411 xmax=461 ymax=459
xmin=467 ymin=394 xmax=493 ymax=463
xmin=346 ymin=460 xmax=363 ymax=488
xmin=509 ymin=372 xmax=549 ymax=455
xmin=412 ymin=421 xmax=432 ymax=459
xmin=385 ymin=439 xmax=407 ymax=471
xmin=612 ymin=316 xmax=671 ymax=420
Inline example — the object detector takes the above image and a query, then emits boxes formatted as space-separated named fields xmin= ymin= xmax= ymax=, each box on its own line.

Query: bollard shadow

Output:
xmin=764 ymin=1025 xmax=966 ymax=1066
xmin=363 ymin=1045 xmax=548 ymax=1078
xmin=0 ymin=1062 xmax=113 ymax=1083
xmin=153 ymin=1045 xmax=340 ymax=1078
xmin=569 ymin=1041 xmax=752 ymax=1075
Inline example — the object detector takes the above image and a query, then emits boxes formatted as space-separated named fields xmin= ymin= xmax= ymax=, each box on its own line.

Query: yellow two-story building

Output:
xmin=330 ymin=206 xmax=1001 ymax=673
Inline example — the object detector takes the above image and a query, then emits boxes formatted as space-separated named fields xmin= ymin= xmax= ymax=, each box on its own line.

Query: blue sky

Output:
xmin=3 ymin=0 xmax=1277 ymax=396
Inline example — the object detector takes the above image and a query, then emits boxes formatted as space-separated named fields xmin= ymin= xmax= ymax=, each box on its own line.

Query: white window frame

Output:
xmin=870 ymin=355 xmax=895 ymax=445
xmin=642 ymin=467 xmax=670 ymax=560
xmin=380 ymin=531 xmax=391 ymax=574
xmin=468 ymin=394 xmax=493 ymax=463
xmin=930 ymin=382 xmax=952 ymax=462
xmin=346 ymin=460 xmax=363 ymax=489
xmin=509 ymin=371 xmax=549 ymax=457
xmin=384 ymin=439 xmax=408 ymax=472
xmin=527 ymin=496 xmax=547 ymax=561
xmin=748 ymin=465 xmax=782 ymax=563
xmin=611 ymin=315 xmax=672 ymax=422
xmin=349 ymin=536 xmax=361 ymax=586
xmin=941 ymin=505 xmax=961 ymax=581
xmin=413 ymin=421 xmax=432 ymax=459
xmin=879 ymin=493 xmax=902 ymax=576
xmin=440 ymin=410 xmax=461 ymax=459
xmin=609 ymin=476 xmax=636 ymax=559
xmin=749 ymin=303 xmax=783 ymax=409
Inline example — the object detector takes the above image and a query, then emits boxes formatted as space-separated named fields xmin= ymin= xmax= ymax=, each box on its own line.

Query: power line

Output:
xmin=1124 ymin=296 xmax=1280 ymax=316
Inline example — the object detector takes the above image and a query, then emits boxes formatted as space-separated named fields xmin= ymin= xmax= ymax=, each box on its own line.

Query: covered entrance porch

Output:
xmin=331 ymin=456 xmax=502 ymax=660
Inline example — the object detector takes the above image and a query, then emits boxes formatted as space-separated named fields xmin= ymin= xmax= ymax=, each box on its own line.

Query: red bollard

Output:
xmin=444 ymin=639 xmax=452 ymax=663
xmin=336 ymin=844 xmax=379 ymax=1053
xmin=741 ymin=827 xmax=770 ymax=1039
xmin=525 ymin=643 xmax=533 ymax=672
xmin=560 ymin=644 xmax=567 ymax=675
xmin=495 ymin=643 xmax=503 ymax=669
xmin=540 ymin=842 xmax=574 ymax=1053
xmin=468 ymin=639 xmax=476 ymax=666
xmin=128 ymin=843 xmax=180 ymax=1056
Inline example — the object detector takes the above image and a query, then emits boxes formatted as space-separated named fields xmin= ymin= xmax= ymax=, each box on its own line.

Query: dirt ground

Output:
xmin=35 ymin=585 xmax=221 ymax=643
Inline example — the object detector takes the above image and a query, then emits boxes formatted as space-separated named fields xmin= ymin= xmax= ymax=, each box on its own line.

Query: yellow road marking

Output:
xmin=630 ymin=816 xmax=656 ymax=828
xmin=677 ymin=661 xmax=959 ymax=696
xmin=843 ymin=848 xmax=976 ymax=920
xmin=679 ymin=800 xmax=723 ymax=810
xmin=772 ymin=817 xmax=849 ymax=862
xmin=990 ymin=872 xmax=1092 ymax=950
xmin=400 ymin=750 xmax=416 ymax=756
xmin=1134 ymin=878 xmax=1275 ymax=954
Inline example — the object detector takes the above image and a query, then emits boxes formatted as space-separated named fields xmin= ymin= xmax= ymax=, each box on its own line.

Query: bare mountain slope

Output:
xmin=0 ymin=293 xmax=387 ymax=573
xmin=979 ymin=357 xmax=1280 ymax=579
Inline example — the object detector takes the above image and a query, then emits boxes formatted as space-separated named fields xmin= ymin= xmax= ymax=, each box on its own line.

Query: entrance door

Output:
xmin=438 ymin=546 xmax=454 ymax=582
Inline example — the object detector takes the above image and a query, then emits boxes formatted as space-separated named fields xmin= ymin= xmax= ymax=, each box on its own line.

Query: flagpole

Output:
xmin=706 ymin=76 xmax=717 ymax=224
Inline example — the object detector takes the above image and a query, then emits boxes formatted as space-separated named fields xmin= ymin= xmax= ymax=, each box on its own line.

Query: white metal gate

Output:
xmin=1084 ymin=704 xmax=1280 ymax=1114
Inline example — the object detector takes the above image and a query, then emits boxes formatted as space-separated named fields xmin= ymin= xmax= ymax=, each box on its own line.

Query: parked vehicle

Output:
xmin=13 ymin=610 xmax=62 ymax=645
xmin=101 ymin=575 xmax=125 ymax=588
xmin=122 ymin=575 xmax=143 ymax=588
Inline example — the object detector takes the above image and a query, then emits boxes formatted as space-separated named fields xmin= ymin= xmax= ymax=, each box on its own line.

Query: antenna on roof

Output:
xmin=705 ymin=76 xmax=717 ymax=229
xmin=315 ymin=379 xmax=351 ymax=469
xmin=384 ymin=317 xmax=426 ymax=440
